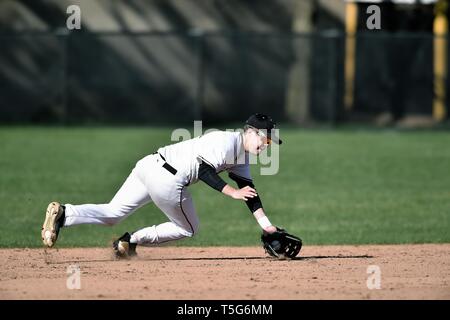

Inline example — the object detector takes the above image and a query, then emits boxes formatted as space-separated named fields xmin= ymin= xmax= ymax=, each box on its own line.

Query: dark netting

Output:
xmin=0 ymin=34 xmax=65 ymax=123
xmin=354 ymin=32 xmax=433 ymax=118
xmin=66 ymin=33 xmax=199 ymax=125
xmin=0 ymin=31 xmax=445 ymax=125
xmin=200 ymin=32 xmax=295 ymax=123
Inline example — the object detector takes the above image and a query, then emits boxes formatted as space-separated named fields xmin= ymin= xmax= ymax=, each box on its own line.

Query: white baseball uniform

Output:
xmin=63 ymin=131 xmax=252 ymax=245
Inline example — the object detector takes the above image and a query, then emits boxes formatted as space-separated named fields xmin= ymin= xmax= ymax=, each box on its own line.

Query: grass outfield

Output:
xmin=0 ymin=126 xmax=449 ymax=247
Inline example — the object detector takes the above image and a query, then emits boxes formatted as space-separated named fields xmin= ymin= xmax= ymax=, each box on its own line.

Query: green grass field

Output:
xmin=0 ymin=126 xmax=449 ymax=247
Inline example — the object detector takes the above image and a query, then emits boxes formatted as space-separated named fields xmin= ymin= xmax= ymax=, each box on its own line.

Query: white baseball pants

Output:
xmin=63 ymin=154 xmax=199 ymax=245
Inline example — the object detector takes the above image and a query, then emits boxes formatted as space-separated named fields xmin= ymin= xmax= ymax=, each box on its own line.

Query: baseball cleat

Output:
xmin=113 ymin=232 xmax=137 ymax=259
xmin=41 ymin=202 xmax=65 ymax=247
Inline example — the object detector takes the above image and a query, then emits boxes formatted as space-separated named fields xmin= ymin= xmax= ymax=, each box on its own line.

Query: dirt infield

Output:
xmin=1 ymin=244 xmax=449 ymax=300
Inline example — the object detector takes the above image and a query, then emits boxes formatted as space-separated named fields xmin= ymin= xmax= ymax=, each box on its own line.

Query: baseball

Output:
xmin=271 ymin=240 xmax=281 ymax=251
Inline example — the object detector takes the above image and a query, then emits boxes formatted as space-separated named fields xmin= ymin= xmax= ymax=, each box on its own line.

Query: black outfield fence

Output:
xmin=0 ymin=31 xmax=446 ymax=125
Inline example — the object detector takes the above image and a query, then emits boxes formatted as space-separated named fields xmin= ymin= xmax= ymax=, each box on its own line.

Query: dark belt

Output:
xmin=153 ymin=152 xmax=177 ymax=175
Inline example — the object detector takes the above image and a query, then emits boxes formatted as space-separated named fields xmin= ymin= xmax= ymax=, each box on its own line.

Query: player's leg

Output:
xmin=63 ymin=165 xmax=152 ymax=226
xmin=41 ymin=168 xmax=151 ymax=247
xmin=112 ymin=154 xmax=198 ymax=258
xmin=42 ymin=157 xmax=153 ymax=248
xmin=42 ymin=164 xmax=152 ymax=247
xmin=130 ymin=187 xmax=200 ymax=245
xmin=42 ymin=164 xmax=151 ymax=248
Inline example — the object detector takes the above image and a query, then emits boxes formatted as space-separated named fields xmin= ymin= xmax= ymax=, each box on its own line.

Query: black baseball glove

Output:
xmin=261 ymin=227 xmax=302 ymax=259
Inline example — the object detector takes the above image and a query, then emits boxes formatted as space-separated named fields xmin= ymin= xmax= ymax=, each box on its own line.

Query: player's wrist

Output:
xmin=257 ymin=216 xmax=272 ymax=230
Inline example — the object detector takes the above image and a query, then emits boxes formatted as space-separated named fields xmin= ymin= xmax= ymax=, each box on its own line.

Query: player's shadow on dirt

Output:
xmin=139 ymin=254 xmax=374 ymax=261
xmin=296 ymin=255 xmax=373 ymax=260
xmin=48 ymin=255 xmax=373 ymax=264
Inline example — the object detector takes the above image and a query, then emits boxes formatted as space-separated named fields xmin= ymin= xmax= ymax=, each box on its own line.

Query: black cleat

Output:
xmin=113 ymin=232 xmax=137 ymax=259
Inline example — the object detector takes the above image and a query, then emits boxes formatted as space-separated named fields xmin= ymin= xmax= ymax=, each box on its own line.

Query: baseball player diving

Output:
xmin=41 ymin=113 xmax=302 ymax=259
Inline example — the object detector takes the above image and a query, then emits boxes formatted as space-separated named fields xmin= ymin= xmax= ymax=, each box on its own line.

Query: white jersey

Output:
xmin=157 ymin=131 xmax=252 ymax=186
xmin=64 ymin=131 xmax=254 ymax=247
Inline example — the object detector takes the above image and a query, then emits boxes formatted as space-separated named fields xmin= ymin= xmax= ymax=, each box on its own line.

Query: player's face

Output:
xmin=247 ymin=128 xmax=271 ymax=155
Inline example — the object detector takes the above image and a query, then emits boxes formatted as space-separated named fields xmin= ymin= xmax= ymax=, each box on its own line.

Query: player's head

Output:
xmin=243 ymin=113 xmax=282 ymax=155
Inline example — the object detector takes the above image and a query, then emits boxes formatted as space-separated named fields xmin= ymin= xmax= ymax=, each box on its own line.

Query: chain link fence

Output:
xmin=0 ymin=31 xmax=444 ymax=125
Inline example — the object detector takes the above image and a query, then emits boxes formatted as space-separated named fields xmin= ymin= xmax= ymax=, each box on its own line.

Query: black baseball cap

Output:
xmin=245 ymin=113 xmax=282 ymax=145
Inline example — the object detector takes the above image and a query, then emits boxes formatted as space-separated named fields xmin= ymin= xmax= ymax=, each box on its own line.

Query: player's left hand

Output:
xmin=261 ymin=227 xmax=302 ymax=259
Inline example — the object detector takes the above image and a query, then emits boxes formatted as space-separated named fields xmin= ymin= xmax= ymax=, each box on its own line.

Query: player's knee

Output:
xmin=106 ymin=217 xmax=123 ymax=226
xmin=181 ymin=229 xmax=195 ymax=238
xmin=190 ymin=221 xmax=200 ymax=236
xmin=180 ymin=224 xmax=199 ymax=238
xmin=103 ymin=215 xmax=124 ymax=226
xmin=105 ymin=203 xmax=132 ymax=221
